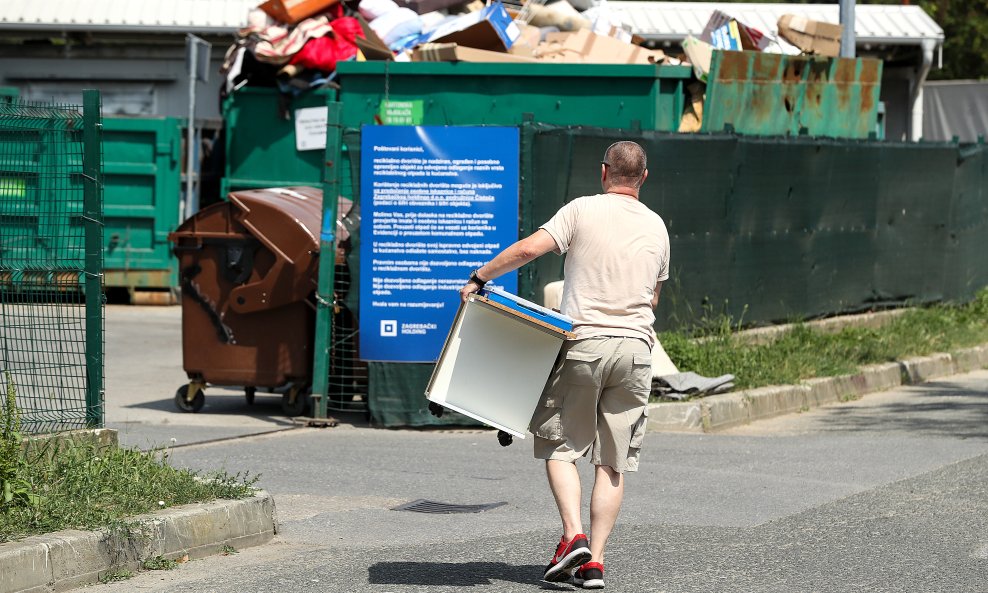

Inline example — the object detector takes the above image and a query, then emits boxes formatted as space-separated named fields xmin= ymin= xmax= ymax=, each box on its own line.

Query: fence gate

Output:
xmin=0 ymin=90 xmax=104 ymax=434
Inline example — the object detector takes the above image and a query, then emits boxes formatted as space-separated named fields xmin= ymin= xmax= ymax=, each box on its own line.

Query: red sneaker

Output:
xmin=543 ymin=533 xmax=591 ymax=582
xmin=573 ymin=561 xmax=605 ymax=589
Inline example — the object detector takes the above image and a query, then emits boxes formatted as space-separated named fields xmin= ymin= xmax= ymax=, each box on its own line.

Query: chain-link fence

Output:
xmin=0 ymin=90 xmax=103 ymax=434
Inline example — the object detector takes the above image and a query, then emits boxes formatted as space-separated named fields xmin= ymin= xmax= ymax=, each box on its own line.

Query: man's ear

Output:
xmin=640 ymin=169 xmax=649 ymax=186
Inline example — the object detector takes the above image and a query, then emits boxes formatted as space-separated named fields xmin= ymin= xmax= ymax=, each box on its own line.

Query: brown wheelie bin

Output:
xmin=168 ymin=186 xmax=322 ymax=416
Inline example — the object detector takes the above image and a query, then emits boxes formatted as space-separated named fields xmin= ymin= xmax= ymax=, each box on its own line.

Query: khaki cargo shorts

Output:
xmin=529 ymin=336 xmax=652 ymax=473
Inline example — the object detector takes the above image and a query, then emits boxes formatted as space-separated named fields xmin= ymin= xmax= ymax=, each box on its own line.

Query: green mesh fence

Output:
xmin=0 ymin=91 xmax=104 ymax=434
xmin=324 ymin=134 xmax=369 ymax=413
xmin=318 ymin=121 xmax=988 ymax=427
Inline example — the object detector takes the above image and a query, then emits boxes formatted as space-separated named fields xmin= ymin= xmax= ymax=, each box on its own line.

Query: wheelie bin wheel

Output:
xmin=245 ymin=386 xmax=256 ymax=405
xmin=175 ymin=383 xmax=205 ymax=413
xmin=281 ymin=385 xmax=311 ymax=417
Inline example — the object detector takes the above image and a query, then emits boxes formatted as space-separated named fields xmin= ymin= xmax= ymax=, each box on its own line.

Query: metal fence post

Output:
xmin=82 ymin=89 xmax=104 ymax=428
xmin=312 ymin=101 xmax=343 ymax=419
xmin=519 ymin=118 xmax=537 ymax=301
xmin=840 ymin=0 xmax=856 ymax=59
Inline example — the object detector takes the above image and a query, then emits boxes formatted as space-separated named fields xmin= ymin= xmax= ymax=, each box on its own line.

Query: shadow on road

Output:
xmin=123 ymin=393 xmax=298 ymax=424
xmin=368 ymin=562 xmax=572 ymax=589
xmin=816 ymin=380 xmax=988 ymax=439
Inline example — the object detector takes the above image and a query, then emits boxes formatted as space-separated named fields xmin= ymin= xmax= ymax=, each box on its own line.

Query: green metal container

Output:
xmin=101 ymin=116 xmax=182 ymax=290
xmin=221 ymin=87 xmax=337 ymax=196
xmin=702 ymin=50 xmax=883 ymax=139
xmin=0 ymin=106 xmax=85 ymax=278
xmin=335 ymin=61 xmax=692 ymax=130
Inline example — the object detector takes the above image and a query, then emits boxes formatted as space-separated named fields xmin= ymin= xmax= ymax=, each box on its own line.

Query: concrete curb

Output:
xmin=648 ymin=345 xmax=988 ymax=433
xmin=0 ymin=491 xmax=276 ymax=593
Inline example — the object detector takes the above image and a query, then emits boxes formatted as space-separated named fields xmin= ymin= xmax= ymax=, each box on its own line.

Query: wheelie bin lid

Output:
xmin=171 ymin=186 xmax=323 ymax=261
xmin=169 ymin=186 xmax=325 ymax=310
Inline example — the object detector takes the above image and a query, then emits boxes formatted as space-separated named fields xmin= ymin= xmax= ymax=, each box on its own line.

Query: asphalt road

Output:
xmin=93 ymin=305 xmax=988 ymax=592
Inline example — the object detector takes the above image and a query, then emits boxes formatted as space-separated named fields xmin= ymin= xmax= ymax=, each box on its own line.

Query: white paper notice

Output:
xmin=294 ymin=106 xmax=328 ymax=151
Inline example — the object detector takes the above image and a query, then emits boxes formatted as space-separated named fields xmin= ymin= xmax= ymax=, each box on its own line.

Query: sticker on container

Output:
xmin=378 ymin=100 xmax=424 ymax=126
xmin=294 ymin=106 xmax=328 ymax=151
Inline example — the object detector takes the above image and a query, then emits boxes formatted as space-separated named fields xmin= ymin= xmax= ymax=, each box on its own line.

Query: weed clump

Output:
xmin=0 ymin=374 xmax=258 ymax=543
xmin=657 ymin=289 xmax=988 ymax=397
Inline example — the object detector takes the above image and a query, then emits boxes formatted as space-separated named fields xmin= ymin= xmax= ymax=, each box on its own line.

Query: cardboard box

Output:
xmin=682 ymin=35 xmax=713 ymax=82
xmin=557 ymin=28 xmax=665 ymax=64
xmin=700 ymin=9 xmax=778 ymax=53
xmin=356 ymin=15 xmax=394 ymax=61
xmin=259 ymin=0 xmax=339 ymax=25
xmin=709 ymin=20 xmax=743 ymax=51
xmin=423 ymin=1 xmax=521 ymax=52
xmin=678 ymin=81 xmax=705 ymax=133
xmin=778 ymin=14 xmax=843 ymax=57
xmin=413 ymin=43 xmax=538 ymax=63
xmin=508 ymin=23 xmax=542 ymax=57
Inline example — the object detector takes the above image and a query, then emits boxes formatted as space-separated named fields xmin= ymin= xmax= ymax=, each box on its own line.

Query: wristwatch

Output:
xmin=469 ymin=270 xmax=487 ymax=288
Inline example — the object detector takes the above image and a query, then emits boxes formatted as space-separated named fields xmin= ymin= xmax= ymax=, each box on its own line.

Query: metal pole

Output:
xmin=312 ymin=100 xmax=343 ymax=420
xmin=840 ymin=0 xmax=856 ymax=58
xmin=82 ymin=89 xmax=104 ymax=428
xmin=184 ymin=35 xmax=198 ymax=223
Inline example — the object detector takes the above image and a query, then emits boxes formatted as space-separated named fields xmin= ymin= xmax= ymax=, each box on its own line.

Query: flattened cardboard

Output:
xmin=682 ymin=35 xmax=714 ymax=82
xmin=356 ymin=14 xmax=394 ymax=60
xmin=508 ymin=23 xmax=542 ymax=57
xmin=413 ymin=43 xmax=538 ymax=63
xmin=559 ymin=28 xmax=664 ymax=64
xmin=778 ymin=14 xmax=843 ymax=57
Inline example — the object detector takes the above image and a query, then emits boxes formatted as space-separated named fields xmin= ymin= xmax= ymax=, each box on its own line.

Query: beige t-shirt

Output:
xmin=540 ymin=193 xmax=670 ymax=347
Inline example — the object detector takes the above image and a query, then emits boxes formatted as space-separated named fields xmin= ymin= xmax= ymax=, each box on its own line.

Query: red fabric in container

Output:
xmin=289 ymin=16 xmax=363 ymax=71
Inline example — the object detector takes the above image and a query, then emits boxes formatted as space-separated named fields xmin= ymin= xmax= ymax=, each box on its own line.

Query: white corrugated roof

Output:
xmin=0 ymin=0 xmax=946 ymax=45
xmin=611 ymin=2 xmax=944 ymax=46
xmin=0 ymin=0 xmax=259 ymax=33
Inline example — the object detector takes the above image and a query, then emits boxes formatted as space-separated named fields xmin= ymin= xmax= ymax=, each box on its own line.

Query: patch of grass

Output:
xmin=99 ymin=568 xmax=135 ymax=584
xmin=142 ymin=555 xmax=179 ymax=571
xmin=0 ymin=376 xmax=259 ymax=544
xmin=656 ymin=289 xmax=988 ymax=400
xmin=222 ymin=544 xmax=238 ymax=555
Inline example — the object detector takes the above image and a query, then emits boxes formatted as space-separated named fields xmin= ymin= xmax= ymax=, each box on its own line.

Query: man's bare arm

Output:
xmin=459 ymin=229 xmax=558 ymax=301
xmin=651 ymin=280 xmax=664 ymax=309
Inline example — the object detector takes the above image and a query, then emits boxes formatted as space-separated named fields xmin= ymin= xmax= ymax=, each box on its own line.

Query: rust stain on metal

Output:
xmin=834 ymin=58 xmax=857 ymax=84
xmin=833 ymin=59 xmax=858 ymax=111
xmin=716 ymin=51 xmax=751 ymax=82
xmin=782 ymin=59 xmax=805 ymax=84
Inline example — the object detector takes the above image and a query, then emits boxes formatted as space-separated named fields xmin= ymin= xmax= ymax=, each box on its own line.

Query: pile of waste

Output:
xmin=220 ymin=0 xmax=845 ymax=129
xmin=220 ymin=0 xmax=680 ymax=100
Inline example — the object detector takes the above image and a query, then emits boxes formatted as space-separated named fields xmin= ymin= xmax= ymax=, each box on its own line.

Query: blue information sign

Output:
xmin=359 ymin=126 xmax=520 ymax=362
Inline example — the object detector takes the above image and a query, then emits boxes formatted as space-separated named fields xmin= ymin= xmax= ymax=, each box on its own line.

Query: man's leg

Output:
xmin=588 ymin=464 xmax=624 ymax=563
xmin=546 ymin=459 xmax=583 ymax=538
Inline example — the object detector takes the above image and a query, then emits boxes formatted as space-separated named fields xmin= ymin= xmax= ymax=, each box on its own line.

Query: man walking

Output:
xmin=459 ymin=141 xmax=670 ymax=589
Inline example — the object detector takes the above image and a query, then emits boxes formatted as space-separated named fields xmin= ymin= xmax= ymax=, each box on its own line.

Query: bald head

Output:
xmin=602 ymin=141 xmax=647 ymax=190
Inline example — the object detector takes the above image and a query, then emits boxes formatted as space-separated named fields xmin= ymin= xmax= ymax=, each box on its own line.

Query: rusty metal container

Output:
xmin=701 ymin=50 xmax=883 ymax=139
xmin=168 ymin=186 xmax=323 ymax=416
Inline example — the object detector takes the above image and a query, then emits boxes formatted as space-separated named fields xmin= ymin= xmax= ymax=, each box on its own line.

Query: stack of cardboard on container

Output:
xmin=676 ymin=9 xmax=843 ymax=132
xmin=777 ymin=14 xmax=843 ymax=57
xmin=352 ymin=0 xmax=677 ymax=65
